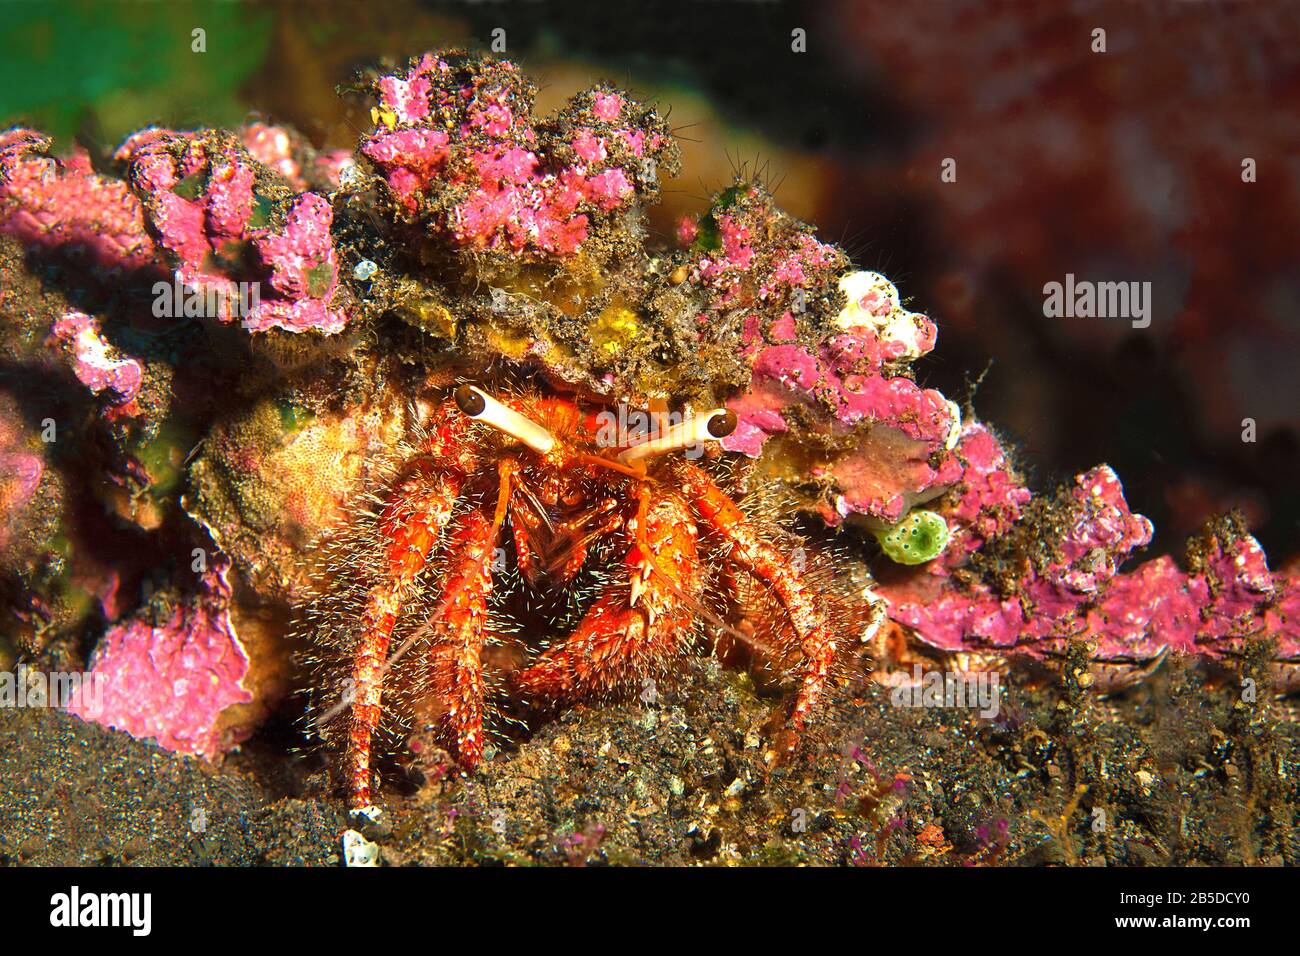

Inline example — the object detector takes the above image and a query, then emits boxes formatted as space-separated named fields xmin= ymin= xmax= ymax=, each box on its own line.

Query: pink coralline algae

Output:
xmin=730 ymin=329 xmax=961 ymax=525
xmin=0 ymin=129 xmax=158 ymax=272
xmin=938 ymin=424 xmax=1031 ymax=558
xmin=241 ymin=122 xmax=354 ymax=194
xmin=359 ymin=53 xmax=676 ymax=258
xmin=48 ymin=310 xmax=143 ymax=410
xmin=119 ymin=128 xmax=346 ymax=334
xmin=249 ymin=193 xmax=342 ymax=333
xmin=66 ymin=561 xmax=254 ymax=759
xmin=680 ymin=185 xmax=961 ymax=524
xmin=1 ymin=121 xmax=351 ymax=335
xmin=877 ymin=423 xmax=1300 ymax=683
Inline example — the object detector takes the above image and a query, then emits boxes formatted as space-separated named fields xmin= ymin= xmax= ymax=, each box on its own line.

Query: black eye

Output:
xmin=455 ymin=385 xmax=486 ymax=416
xmin=707 ymin=409 xmax=737 ymax=438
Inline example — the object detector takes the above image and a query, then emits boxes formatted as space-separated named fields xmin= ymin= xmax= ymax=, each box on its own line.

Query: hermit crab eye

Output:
xmin=454 ymin=384 xmax=555 ymax=455
xmin=617 ymin=407 xmax=736 ymax=465
xmin=454 ymin=384 xmax=486 ymax=416
xmin=706 ymin=409 xmax=737 ymax=439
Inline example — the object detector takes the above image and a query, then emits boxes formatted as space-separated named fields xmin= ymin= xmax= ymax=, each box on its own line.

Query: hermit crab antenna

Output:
xmin=617 ymin=408 xmax=737 ymax=465
xmin=454 ymin=384 xmax=556 ymax=455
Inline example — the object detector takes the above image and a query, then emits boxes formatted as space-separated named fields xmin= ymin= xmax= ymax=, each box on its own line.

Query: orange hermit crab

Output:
xmin=307 ymin=379 xmax=860 ymax=816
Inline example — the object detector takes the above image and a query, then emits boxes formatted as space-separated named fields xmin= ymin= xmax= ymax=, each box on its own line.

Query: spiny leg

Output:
xmin=341 ymin=403 xmax=477 ymax=812
xmin=514 ymin=493 xmax=702 ymax=703
xmin=420 ymin=507 xmax=499 ymax=769
xmin=678 ymin=464 xmax=838 ymax=750
xmin=346 ymin=473 xmax=460 ymax=813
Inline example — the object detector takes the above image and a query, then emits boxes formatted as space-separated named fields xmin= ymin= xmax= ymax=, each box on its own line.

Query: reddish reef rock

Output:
xmin=48 ymin=310 xmax=144 ymax=409
xmin=0 ymin=129 xmax=158 ymax=272
xmin=877 ymin=424 xmax=1299 ymax=689
xmin=0 ymin=49 xmax=1295 ymax=762
xmin=66 ymin=560 xmax=254 ymax=759
xmin=119 ymin=127 xmax=346 ymax=333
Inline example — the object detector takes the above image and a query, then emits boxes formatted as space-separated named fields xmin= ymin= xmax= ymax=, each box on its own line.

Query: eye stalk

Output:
xmin=454 ymin=384 xmax=556 ymax=455
xmin=617 ymin=408 xmax=737 ymax=465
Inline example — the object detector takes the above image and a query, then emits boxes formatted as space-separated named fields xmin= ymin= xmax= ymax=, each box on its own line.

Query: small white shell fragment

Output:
xmin=835 ymin=270 xmax=930 ymax=359
xmin=342 ymin=829 xmax=380 ymax=867
xmin=352 ymin=259 xmax=378 ymax=281
xmin=860 ymin=588 xmax=887 ymax=642
xmin=945 ymin=399 xmax=963 ymax=450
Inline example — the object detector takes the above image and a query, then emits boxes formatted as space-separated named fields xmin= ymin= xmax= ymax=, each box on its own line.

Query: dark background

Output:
xmin=3 ymin=0 xmax=1297 ymax=562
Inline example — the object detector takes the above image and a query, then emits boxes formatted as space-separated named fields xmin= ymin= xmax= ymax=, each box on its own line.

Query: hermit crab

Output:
xmin=305 ymin=377 xmax=871 ymax=813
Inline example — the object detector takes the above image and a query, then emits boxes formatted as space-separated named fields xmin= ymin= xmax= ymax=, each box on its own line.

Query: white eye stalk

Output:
xmin=617 ymin=408 xmax=737 ymax=465
xmin=455 ymin=385 xmax=556 ymax=455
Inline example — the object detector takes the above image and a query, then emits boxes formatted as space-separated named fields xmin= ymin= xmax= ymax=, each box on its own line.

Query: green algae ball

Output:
xmin=874 ymin=510 xmax=950 ymax=565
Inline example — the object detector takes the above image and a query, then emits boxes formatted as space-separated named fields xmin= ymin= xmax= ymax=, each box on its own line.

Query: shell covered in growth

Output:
xmin=330 ymin=53 xmax=964 ymax=527
xmin=0 ymin=49 xmax=1295 ymax=764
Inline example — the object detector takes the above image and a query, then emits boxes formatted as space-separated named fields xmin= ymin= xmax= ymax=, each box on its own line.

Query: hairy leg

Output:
xmin=678 ymin=464 xmax=837 ymax=749
xmin=346 ymin=473 xmax=461 ymax=811
xmin=421 ymin=507 xmax=499 ymax=769
xmin=514 ymin=493 xmax=702 ymax=702
xmin=340 ymin=400 xmax=481 ymax=812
